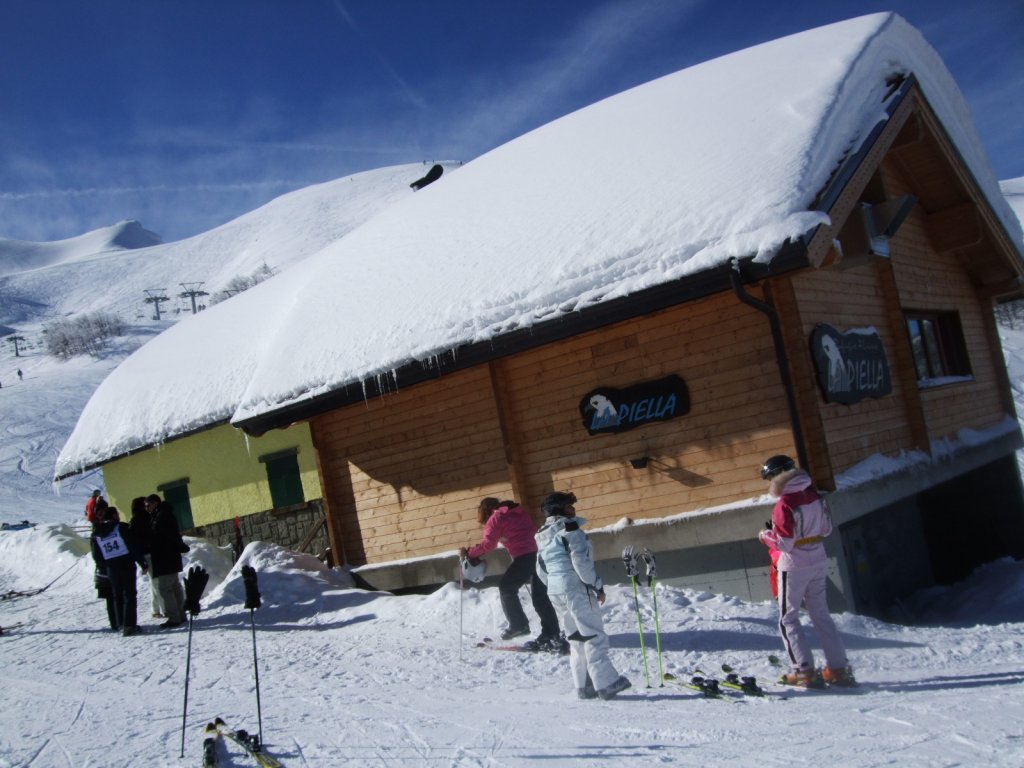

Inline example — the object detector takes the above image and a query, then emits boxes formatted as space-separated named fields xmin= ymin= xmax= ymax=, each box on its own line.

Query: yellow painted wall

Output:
xmin=101 ymin=423 xmax=322 ymax=528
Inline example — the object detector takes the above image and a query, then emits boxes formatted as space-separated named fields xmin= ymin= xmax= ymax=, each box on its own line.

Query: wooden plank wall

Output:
xmin=786 ymin=159 xmax=1010 ymax=478
xmin=311 ymin=366 xmax=513 ymax=564
xmin=884 ymin=170 xmax=1008 ymax=440
xmin=498 ymin=292 xmax=796 ymax=530
xmin=787 ymin=260 xmax=919 ymax=474
xmin=311 ymin=290 xmax=800 ymax=563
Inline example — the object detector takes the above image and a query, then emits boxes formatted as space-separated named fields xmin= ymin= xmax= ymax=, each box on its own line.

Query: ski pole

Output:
xmin=641 ymin=549 xmax=665 ymax=685
xmin=241 ymin=565 xmax=264 ymax=747
xmin=179 ymin=565 xmax=210 ymax=759
xmin=179 ymin=614 xmax=194 ymax=759
xmin=458 ymin=557 xmax=465 ymax=661
xmin=622 ymin=546 xmax=650 ymax=687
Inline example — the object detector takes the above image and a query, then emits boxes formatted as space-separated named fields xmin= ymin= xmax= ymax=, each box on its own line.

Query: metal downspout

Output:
xmin=728 ymin=258 xmax=808 ymax=469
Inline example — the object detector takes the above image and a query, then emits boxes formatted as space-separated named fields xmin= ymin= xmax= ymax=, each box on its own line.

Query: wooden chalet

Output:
xmin=58 ymin=15 xmax=1024 ymax=618
xmin=229 ymin=72 xmax=1024 ymax=615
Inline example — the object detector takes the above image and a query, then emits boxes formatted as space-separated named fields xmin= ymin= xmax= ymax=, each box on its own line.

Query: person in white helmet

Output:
xmin=535 ymin=491 xmax=630 ymax=700
xmin=758 ymin=455 xmax=855 ymax=687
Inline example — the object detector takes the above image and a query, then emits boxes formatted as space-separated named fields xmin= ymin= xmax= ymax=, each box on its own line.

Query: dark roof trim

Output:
xmin=235 ymin=243 xmax=810 ymax=435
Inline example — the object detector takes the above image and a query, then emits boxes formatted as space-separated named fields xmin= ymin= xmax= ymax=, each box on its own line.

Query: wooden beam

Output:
xmin=488 ymin=359 xmax=530 ymax=506
xmin=308 ymin=419 xmax=355 ymax=565
xmin=874 ymin=257 xmax=931 ymax=455
xmin=765 ymin=278 xmax=835 ymax=490
xmin=806 ymin=94 xmax=917 ymax=268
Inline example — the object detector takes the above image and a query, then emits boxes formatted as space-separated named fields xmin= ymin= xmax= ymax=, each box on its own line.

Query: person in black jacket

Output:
xmin=145 ymin=494 xmax=188 ymax=628
xmin=90 ymin=506 xmax=148 ymax=636
xmin=129 ymin=496 xmax=161 ymax=619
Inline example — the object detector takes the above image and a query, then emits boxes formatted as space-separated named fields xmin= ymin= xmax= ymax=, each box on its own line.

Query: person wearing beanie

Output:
xmin=535 ymin=491 xmax=630 ymax=700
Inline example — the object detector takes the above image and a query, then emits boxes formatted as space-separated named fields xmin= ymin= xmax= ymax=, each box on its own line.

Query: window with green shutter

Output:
xmin=260 ymin=449 xmax=305 ymax=509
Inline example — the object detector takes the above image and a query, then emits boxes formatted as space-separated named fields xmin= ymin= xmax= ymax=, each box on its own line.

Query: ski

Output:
xmin=476 ymin=637 xmax=538 ymax=652
xmin=720 ymin=672 xmax=769 ymax=697
xmin=202 ymin=722 xmax=220 ymax=767
xmin=719 ymin=664 xmax=769 ymax=696
xmin=661 ymin=673 xmax=728 ymax=699
xmin=213 ymin=718 xmax=282 ymax=768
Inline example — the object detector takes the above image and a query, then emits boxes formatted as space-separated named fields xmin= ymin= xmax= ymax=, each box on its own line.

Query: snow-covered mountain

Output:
xmin=0 ymin=219 xmax=162 ymax=275
xmin=0 ymin=162 xmax=454 ymax=514
xmin=0 ymin=162 xmax=456 ymax=328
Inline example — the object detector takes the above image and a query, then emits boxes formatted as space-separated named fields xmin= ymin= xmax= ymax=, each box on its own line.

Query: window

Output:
xmin=260 ymin=449 xmax=305 ymax=509
xmin=904 ymin=310 xmax=972 ymax=384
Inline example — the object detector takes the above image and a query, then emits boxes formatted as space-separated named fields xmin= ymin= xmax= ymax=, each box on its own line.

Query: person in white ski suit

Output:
xmin=535 ymin=491 xmax=631 ymax=700
xmin=758 ymin=455 xmax=853 ymax=686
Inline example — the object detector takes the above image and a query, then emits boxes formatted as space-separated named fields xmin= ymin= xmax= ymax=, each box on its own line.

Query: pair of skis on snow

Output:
xmin=623 ymin=546 xmax=771 ymax=699
xmin=204 ymin=717 xmax=281 ymax=768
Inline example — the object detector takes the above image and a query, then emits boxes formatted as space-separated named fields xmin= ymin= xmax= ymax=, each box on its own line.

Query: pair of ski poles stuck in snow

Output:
xmin=179 ymin=564 xmax=265 ymax=759
xmin=623 ymin=545 xmax=664 ymax=687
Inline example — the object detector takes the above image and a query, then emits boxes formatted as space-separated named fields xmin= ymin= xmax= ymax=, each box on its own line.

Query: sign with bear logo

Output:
xmin=579 ymin=374 xmax=690 ymax=435
xmin=810 ymin=324 xmax=892 ymax=404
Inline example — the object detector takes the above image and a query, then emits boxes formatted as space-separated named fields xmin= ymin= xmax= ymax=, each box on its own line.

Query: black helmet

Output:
xmin=761 ymin=455 xmax=795 ymax=481
xmin=542 ymin=491 xmax=578 ymax=516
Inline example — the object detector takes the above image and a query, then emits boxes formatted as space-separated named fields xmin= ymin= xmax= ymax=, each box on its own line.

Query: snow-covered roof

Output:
xmin=1003 ymin=178 xmax=1024 ymax=235
xmin=55 ymin=12 xmax=1024 ymax=479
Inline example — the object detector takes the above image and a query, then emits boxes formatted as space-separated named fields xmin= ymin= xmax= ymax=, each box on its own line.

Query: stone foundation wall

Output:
xmin=192 ymin=499 xmax=329 ymax=561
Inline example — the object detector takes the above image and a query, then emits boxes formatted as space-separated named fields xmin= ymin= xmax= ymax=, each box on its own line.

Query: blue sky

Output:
xmin=1 ymin=0 xmax=1021 ymax=244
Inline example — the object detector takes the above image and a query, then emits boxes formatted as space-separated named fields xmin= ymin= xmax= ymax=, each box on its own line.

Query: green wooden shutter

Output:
xmin=266 ymin=453 xmax=304 ymax=508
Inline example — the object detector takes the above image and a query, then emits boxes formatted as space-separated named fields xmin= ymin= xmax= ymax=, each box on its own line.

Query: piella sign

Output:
xmin=810 ymin=324 xmax=892 ymax=404
xmin=579 ymin=375 xmax=690 ymax=435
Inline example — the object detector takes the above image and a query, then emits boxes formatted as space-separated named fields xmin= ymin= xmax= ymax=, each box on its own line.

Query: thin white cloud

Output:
xmin=330 ymin=0 xmax=428 ymax=112
xmin=443 ymin=0 xmax=703 ymax=157
xmin=0 ymin=181 xmax=306 ymax=202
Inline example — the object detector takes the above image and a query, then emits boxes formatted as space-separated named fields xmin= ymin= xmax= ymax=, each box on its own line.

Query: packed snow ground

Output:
xmin=2 ymin=522 xmax=1024 ymax=767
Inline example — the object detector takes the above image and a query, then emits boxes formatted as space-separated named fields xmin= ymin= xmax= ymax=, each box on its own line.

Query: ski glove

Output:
xmin=622 ymin=545 xmax=640 ymax=578
xmin=241 ymin=565 xmax=262 ymax=610
xmin=183 ymin=564 xmax=209 ymax=615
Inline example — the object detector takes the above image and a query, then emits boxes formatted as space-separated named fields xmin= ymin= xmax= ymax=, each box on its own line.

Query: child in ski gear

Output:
xmin=758 ymin=455 xmax=854 ymax=686
xmin=535 ymin=491 xmax=631 ymax=700
xmin=461 ymin=497 xmax=565 ymax=650
xmin=90 ymin=506 xmax=148 ymax=636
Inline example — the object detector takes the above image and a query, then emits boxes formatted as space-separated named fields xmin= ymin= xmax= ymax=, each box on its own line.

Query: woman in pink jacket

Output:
xmin=758 ymin=455 xmax=855 ymax=687
xmin=462 ymin=497 xmax=565 ymax=650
